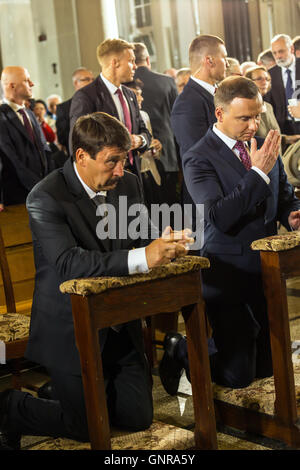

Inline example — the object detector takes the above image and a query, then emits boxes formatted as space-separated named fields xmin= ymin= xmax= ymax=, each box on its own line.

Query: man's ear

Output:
xmin=206 ymin=56 xmax=214 ymax=67
xmin=215 ymin=106 xmax=224 ymax=122
xmin=76 ymin=148 xmax=88 ymax=166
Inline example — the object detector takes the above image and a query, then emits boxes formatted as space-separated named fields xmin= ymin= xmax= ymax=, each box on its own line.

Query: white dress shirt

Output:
xmin=213 ymin=125 xmax=270 ymax=185
xmin=73 ymin=162 xmax=149 ymax=274
xmin=190 ymin=76 xmax=216 ymax=95
xmin=100 ymin=73 xmax=147 ymax=148
xmin=3 ymin=98 xmax=33 ymax=127
xmin=280 ymin=56 xmax=296 ymax=92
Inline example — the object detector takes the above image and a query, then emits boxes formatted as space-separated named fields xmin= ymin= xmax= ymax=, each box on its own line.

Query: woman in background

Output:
xmin=33 ymin=99 xmax=57 ymax=145
xmin=245 ymin=66 xmax=300 ymax=152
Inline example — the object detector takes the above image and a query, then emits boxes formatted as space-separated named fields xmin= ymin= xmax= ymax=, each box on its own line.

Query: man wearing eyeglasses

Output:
xmin=56 ymin=67 xmax=94 ymax=153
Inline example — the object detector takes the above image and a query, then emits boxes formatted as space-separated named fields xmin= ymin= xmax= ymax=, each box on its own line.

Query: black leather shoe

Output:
xmin=37 ymin=381 xmax=56 ymax=400
xmin=159 ymin=332 xmax=184 ymax=396
xmin=0 ymin=389 xmax=21 ymax=450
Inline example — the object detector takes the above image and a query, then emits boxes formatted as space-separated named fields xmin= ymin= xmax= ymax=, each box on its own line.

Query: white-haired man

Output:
xmin=265 ymin=34 xmax=300 ymax=136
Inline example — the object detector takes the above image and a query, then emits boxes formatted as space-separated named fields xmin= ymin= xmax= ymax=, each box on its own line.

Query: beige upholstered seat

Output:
xmin=251 ymin=232 xmax=300 ymax=252
xmin=60 ymin=256 xmax=210 ymax=296
xmin=0 ymin=313 xmax=30 ymax=343
xmin=0 ymin=222 xmax=30 ymax=386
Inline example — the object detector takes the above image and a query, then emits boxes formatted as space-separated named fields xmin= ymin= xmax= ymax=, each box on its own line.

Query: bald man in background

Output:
xmin=0 ymin=66 xmax=51 ymax=210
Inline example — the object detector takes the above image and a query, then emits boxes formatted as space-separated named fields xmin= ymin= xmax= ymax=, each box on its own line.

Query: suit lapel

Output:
xmin=206 ymin=128 xmax=248 ymax=178
xmin=63 ymin=158 xmax=111 ymax=252
xmin=0 ymin=104 xmax=34 ymax=144
xmin=95 ymin=76 xmax=119 ymax=118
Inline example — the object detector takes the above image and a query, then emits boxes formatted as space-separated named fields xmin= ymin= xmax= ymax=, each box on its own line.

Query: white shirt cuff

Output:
xmin=139 ymin=135 xmax=147 ymax=149
xmin=128 ymin=247 xmax=149 ymax=274
xmin=251 ymin=166 xmax=270 ymax=185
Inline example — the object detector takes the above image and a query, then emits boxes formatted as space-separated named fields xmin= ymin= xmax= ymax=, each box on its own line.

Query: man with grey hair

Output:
xmin=257 ymin=49 xmax=276 ymax=70
xmin=56 ymin=67 xmax=94 ymax=152
xmin=265 ymin=34 xmax=300 ymax=136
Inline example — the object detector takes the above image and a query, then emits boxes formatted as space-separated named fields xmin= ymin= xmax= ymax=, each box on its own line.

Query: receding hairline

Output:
xmin=72 ymin=67 xmax=92 ymax=80
xmin=271 ymin=34 xmax=293 ymax=48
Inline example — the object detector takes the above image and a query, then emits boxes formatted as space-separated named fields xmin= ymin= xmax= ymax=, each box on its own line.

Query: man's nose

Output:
xmin=248 ymin=118 xmax=258 ymax=130
xmin=113 ymin=161 xmax=124 ymax=177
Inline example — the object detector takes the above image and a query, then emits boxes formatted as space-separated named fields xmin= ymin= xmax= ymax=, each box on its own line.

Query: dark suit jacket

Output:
xmin=56 ymin=98 xmax=72 ymax=150
xmin=25 ymin=158 xmax=155 ymax=374
xmin=171 ymin=78 xmax=216 ymax=157
xmin=135 ymin=66 xmax=178 ymax=172
xmin=69 ymin=76 xmax=151 ymax=180
xmin=265 ymin=58 xmax=300 ymax=133
xmin=0 ymin=104 xmax=50 ymax=205
xmin=183 ymin=127 xmax=300 ymax=304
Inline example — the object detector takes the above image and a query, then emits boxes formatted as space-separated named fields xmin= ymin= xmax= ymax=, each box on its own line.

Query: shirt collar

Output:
xmin=3 ymin=98 xmax=26 ymax=112
xmin=280 ymin=55 xmax=295 ymax=72
xmin=73 ymin=161 xmax=107 ymax=199
xmin=100 ymin=73 xmax=122 ymax=95
xmin=190 ymin=76 xmax=216 ymax=96
xmin=213 ymin=124 xmax=237 ymax=150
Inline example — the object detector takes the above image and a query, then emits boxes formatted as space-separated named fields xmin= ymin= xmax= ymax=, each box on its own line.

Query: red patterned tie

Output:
xmin=233 ymin=141 xmax=252 ymax=171
xmin=115 ymin=88 xmax=133 ymax=165
xmin=18 ymin=108 xmax=36 ymax=144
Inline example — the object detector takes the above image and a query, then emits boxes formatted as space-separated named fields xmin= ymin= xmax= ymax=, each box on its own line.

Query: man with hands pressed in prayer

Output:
xmin=159 ymin=76 xmax=300 ymax=396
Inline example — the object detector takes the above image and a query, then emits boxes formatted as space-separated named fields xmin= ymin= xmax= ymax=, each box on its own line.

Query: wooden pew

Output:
xmin=0 ymin=204 xmax=35 ymax=316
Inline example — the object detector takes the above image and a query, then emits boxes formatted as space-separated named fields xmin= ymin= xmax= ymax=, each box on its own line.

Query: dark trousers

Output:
xmin=7 ymin=329 xmax=153 ymax=441
xmin=177 ymin=299 xmax=273 ymax=389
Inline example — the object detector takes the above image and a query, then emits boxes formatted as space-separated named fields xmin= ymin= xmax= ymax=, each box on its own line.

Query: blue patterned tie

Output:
xmin=285 ymin=69 xmax=294 ymax=104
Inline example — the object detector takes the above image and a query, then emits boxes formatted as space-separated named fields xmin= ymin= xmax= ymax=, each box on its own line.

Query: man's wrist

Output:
xmin=138 ymin=135 xmax=147 ymax=149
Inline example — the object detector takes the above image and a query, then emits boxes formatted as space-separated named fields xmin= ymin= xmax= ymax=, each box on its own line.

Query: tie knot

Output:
xmin=92 ymin=194 xmax=106 ymax=206
xmin=234 ymin=141 xmax=245 ymax=151
xmin=18 ymin=108 xmax=26 ymax=115
xmin=115 ymin=88 xmax=122 ymax=97
xmin=286 ymin=68 xmax=292 ymax=76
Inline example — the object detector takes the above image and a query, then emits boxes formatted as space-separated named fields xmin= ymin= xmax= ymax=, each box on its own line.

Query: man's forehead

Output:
xmin=228 ymin=96 xmax=262 ymax=113
xmin=272 ymin=39 xmax=288 ymax=50
xmin=99 ymin=146 xmax=127 ymax=158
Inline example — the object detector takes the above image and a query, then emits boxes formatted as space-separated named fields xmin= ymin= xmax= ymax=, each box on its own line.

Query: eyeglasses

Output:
xmin=252 ymin=77 xmax=271 ymax=82
xmin=78 ymin=77 xmax=94 ymax=82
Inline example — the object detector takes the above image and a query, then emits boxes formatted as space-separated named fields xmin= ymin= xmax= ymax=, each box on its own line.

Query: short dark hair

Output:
xmin=214 ymin=76 xmax=260 ymax=109
xmin=133 ymin=43 xmax=149 ymax=65
xmin=71 ymin=112 xmax=131 ymax=161
xmin=34 ymin=99 xmax=48 ymax=110
xmin=293 ymin=35 xmax=300 ymax=52
xmin=122 ymin=78 xmax=144 ymax=90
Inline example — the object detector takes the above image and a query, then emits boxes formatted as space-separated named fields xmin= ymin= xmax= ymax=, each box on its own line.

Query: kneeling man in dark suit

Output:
xmin=159 ymin=76 xmax=300 ymax=395
xmin=0 ymin=112 xmax=191 ymax=449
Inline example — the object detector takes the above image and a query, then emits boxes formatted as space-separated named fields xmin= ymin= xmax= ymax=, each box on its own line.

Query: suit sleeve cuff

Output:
xmin=251 ymin=166 xmax=270 ymax=185
xmin=128 ymin=247 xmax=149 ymax=274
